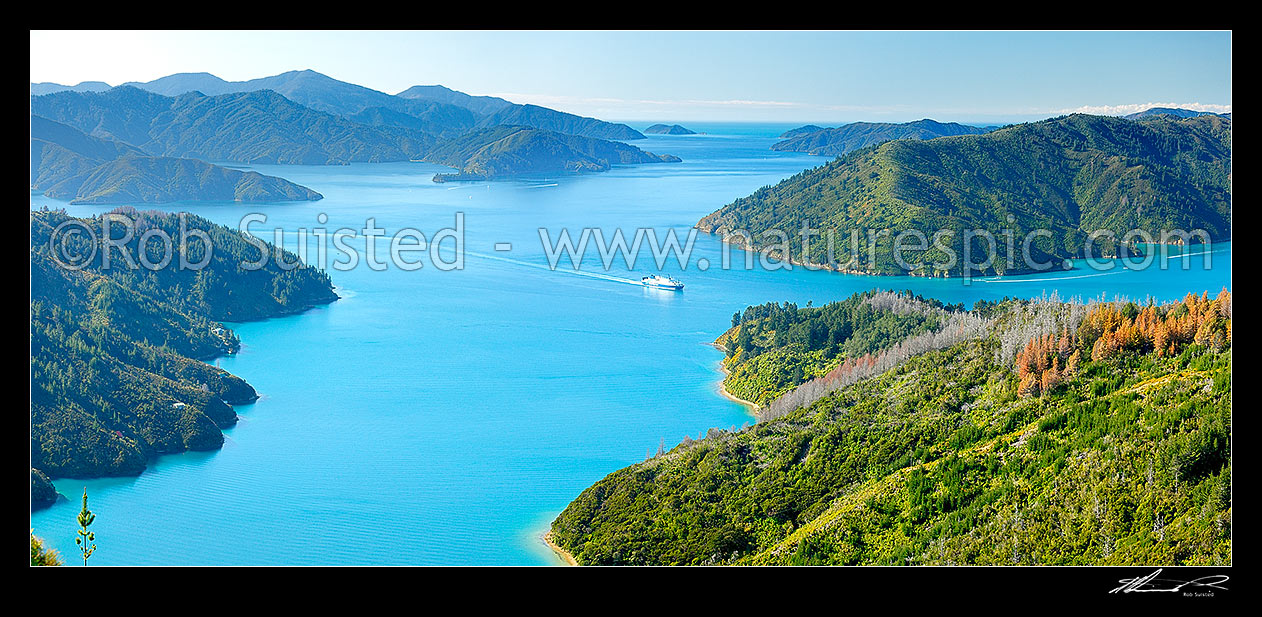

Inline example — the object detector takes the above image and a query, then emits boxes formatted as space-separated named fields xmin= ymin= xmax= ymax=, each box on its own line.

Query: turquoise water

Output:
xmin=29 ymin=123 xmax=1230 ymax=565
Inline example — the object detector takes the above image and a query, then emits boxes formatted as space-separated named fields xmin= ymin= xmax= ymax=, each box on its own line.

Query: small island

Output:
xmin=644 ymin=123 xmax=696 ymax=135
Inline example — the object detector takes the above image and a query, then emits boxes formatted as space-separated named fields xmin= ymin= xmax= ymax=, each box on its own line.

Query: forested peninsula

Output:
xmin=30 ymin=208 xmax=338 ymax=508
xmin=31 ymin=115 xmax=322 ymax=204
xmin=551 ymin=290 xmax=1232 ymax=565
xmin=699 ymin=114 xmax=1231 ymax=276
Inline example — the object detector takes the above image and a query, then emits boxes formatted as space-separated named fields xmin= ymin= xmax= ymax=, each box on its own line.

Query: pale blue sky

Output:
xmin=30 ymin=30 xmax=1231 ymax=123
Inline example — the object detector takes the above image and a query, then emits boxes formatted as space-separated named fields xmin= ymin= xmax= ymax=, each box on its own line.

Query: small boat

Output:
xmin=641 ymin=274 xmax=684 ymax=290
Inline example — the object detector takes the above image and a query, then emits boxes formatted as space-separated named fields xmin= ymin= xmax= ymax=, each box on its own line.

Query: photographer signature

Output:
xmin=1110 ymin=569 xmax=1229 ymax=594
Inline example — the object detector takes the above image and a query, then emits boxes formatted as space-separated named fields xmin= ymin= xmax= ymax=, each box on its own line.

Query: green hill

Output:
xmin=55 ymin=156 xmax=323 ymax=204
xmin=30 ymin=208 xmax=338 ymax=495
xmin=699 ymin=114 xmax=1231 ymax=276
xmin=551 ymin=290 xmax=1231 ymax=565
xmin=771 ymin=119 xmax=994 ymax=157
xmin=716 ymin=291 xmax=959 ymax=406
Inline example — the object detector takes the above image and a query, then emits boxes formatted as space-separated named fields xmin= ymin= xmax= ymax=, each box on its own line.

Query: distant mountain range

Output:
xmin=644 ymin=124 xmax=696 ymax=135
xmin=32 ymin=87 xmax=435 ymax=164
xmin=701 ymin=113 xmax=1231 ymax=276
xmin=1123 ymin=107 xmax=1231 ymax=120
xmin=771 ymin=119 xmax=997 ymax=156
xmin=396 ymin=84 xmax=514 ymax=116
xmin=90 ymin=70 xmax=645 ymax=140
xmin=30 ymin=81 xmax=112 ymax=96
xmin=31 ymin=115 xmax=321 ymax=204
xmin=30 ymin=70 xmax=676 ymax=192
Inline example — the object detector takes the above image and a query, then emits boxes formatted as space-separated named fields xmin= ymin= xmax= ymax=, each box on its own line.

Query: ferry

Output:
xmin=641 ymin=274 xmax=684 ymax=291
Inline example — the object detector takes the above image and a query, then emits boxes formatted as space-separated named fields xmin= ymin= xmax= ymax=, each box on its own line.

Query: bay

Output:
xmin=29 ymin=123 xmax=1231 ymax=565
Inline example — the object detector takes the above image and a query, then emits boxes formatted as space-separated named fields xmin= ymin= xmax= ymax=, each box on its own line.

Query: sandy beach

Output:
xmin=543 ymin=531 xmax=578 ymax=566
xmin=709 ymin=343 xmax=760 ymax=413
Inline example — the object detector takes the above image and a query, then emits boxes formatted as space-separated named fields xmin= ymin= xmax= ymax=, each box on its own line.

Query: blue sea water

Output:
xmin=29 ymin=123 xmax=1231 ymax=565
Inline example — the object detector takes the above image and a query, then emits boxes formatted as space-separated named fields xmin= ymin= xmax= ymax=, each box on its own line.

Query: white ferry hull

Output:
xmin=641 ymin=274 xmax=684 ymax=291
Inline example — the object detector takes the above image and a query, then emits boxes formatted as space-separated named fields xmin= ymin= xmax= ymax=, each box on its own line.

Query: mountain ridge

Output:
xmin=111 ymin=69 xmax=644 ymax=141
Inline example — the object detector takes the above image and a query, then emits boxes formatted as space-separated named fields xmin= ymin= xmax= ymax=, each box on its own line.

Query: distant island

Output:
xmin=771 ymin=119 xmax=995 ymax=157
xmin=30 ymin=208 xmax=339 ymax=507
xmin=644 ymin=124 xmax=696 ymax=135
xmin=701 ymin=113 xmax=1231 ymax=276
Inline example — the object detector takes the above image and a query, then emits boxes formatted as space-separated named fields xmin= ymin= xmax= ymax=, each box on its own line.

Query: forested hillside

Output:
xmin=30 ymin=115 xmax=321 ymax=203
xmin=699 ymin=114 xmax=1231 ymax=276
xmin=30 ymin=208 xmax=338 ymax=494
xmin=771 ymin=119 xmax=993 ymax=156
xmin=551 ymin=290 xmax=1231 ymax=565
xmin=716 ymin=291 xmax=960 ymax=405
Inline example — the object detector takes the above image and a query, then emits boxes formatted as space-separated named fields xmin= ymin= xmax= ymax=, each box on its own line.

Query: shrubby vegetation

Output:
xmin=29 ymin=208 xmax=338 ymax=495
xmin=551 ymin=291 xmax=1231 ymax=565
xmin=699 ymin=114 xmax=1231 ymax=276
xmin=717 ymin=291 xmax=953 ymax=404
xmin=30 ymin=531 xmax=62 ymax=566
